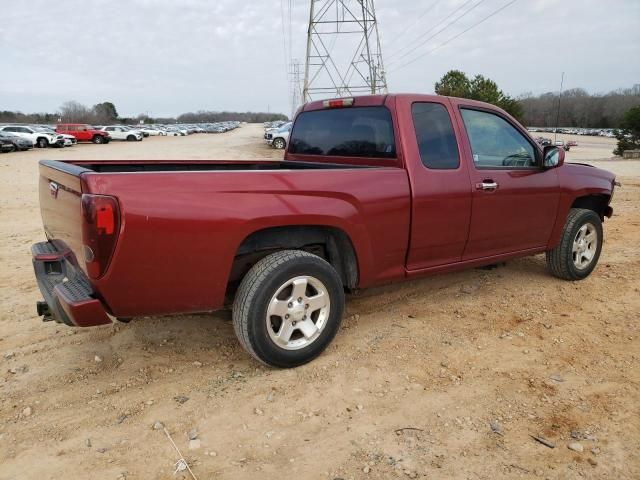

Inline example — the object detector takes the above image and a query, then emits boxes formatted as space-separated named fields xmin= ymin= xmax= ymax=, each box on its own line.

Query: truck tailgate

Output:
xmin=38 ymin=161 xmax=86 ymax=271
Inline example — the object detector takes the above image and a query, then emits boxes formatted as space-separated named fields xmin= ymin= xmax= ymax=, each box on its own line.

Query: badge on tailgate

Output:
xmin=49 ymin=181 xmax=59 ymax=199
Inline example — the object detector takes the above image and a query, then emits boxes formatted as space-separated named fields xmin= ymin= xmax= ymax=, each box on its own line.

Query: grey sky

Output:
xmin=1 ymin=0 xmax=638 ymax=118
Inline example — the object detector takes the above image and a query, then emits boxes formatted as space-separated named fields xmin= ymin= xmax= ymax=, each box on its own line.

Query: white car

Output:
xmin=140 ymin=127 xmax=165 ymax=136
xmin=100 ymin=126 xmax=143 ymax=141
xmin=266 ymin=123 xmax=292 ymax=149
xmin=0 ymin=125 xmax=65 ymax=148
xmin=165 ymin=128 xmax=186 ymax=136
xmin=42 ymin=128 xmax=77 ymax=147
xmin=61 ymin=134 xmax=77 ymax=147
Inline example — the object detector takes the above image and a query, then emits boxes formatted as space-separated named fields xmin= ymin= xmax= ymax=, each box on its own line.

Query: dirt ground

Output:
xmin=0 ymin=124 xmax=638 ymax=480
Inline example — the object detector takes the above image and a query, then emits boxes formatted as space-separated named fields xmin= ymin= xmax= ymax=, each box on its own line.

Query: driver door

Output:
xmin=453 ymin=104 xmax=560 ymax=260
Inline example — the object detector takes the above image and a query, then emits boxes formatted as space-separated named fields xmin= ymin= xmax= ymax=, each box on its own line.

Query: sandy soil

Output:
xmin=0 ymin=124 xmax=638 ymax=480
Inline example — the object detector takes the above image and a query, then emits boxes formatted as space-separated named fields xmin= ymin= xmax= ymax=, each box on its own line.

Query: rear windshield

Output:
xmin=289 ymin=106 xmax=396 ymax=158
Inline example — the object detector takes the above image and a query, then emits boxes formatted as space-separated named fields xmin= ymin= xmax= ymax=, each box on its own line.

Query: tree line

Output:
xmin=434 ymin=70 xmax=640 ymax=129
xmin=0 ymin=101 xmax=288 ymax=125
xmin=519 ymin=85 xmax=640 ymax=128
xmin=2 ymin=82 xmax=639 ymax=129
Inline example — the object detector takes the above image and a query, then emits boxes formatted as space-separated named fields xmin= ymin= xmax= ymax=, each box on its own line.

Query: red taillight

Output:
xmin=322 ymin=98 xmax=354 ymax=108
xmin=96 ymin=204 xmax=115 ymax=234
xmin=81 ymin=194 xmax=120 ymax=279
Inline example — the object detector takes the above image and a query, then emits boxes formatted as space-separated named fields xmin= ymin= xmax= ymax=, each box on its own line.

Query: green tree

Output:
xmin=435 ymin=70 xmax=523 ymax=121
xmin=434 ymin=70 xmax=470 ymax=98
xmin=93 ymin=102 xmax=119 ymax=122
xmin=469 ymin=75 xmax=502 ymax=104
xmin=613 ymin=105 xmax=640 ymax=156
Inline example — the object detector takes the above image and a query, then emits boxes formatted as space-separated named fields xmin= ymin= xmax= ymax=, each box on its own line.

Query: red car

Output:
xmin=32 ymin=94 xmax=615 ymax=367
xmin=55 ymin=123 xmax=111 ymax=144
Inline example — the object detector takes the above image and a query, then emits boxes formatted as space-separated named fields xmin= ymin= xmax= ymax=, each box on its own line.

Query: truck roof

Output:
xmin=299 ymin=93 xmax=511 ymax=120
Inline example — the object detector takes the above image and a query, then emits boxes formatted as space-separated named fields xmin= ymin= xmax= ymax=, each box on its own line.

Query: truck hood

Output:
xmin=565 ymin=162 xmax=615 ymax=184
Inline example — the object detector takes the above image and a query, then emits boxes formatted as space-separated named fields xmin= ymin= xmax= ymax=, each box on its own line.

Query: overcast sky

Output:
xmin=1 ymin=0 xmax=638 ymax=118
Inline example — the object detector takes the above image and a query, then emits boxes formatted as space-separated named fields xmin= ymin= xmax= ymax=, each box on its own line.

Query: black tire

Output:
xmin=126 ymin=135 xmax=136 ymax=142
xmin=233 ymin=250 xmax=345 ymax=368
xmin=92 ymin=135 xmax=104 ymax=144
xmin=546 ymin=208 xmax=603 ymax=280
xmin=37 ymin=137 xmax=49 ymax=148
xmin=273 ymin=137 xmax=286 ymax=149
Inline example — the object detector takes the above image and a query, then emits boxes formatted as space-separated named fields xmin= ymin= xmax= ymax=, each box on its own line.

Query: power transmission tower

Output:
xmin=289 ymin=59 xmax=303 ymax=119
xmin=303 ymin=0 xmax=388 ymax=102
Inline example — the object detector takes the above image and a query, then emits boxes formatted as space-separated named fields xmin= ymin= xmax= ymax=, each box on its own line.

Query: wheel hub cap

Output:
xmin=572 ymin=222 xmax=597 ymax=270
xmin=266 ymin=275 xmax=330 ymax=350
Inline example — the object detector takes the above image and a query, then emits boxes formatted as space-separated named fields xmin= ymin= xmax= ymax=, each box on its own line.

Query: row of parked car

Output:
xmin=263 ymin=121 xmax=292 ymax=149
xmin=0 ymin=121 xmax=241 ymax=153
xmin=528 ymin=127 xmax=616 ymax=138
xmin=534 ymin=136 xmax=578 ymax=151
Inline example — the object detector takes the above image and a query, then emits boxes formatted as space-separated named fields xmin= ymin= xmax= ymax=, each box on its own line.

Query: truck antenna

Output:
xmin=554 ymin=71 xmax=565 ymax=144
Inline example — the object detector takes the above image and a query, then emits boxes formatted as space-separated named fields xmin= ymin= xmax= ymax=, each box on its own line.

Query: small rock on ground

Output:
xmin=568 ymin=442 xmax=584 ymax=452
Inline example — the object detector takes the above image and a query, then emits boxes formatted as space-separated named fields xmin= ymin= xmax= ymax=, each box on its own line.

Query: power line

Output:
xmin=383 ymin=0 xmax=442 ymax=50
xmin=279 ymin=0 xmax=290 ymax=76
xmin=389 ymin=0 xmax=520 ymax=73
xmin=386 ymin=0 xmax=478 ymax=62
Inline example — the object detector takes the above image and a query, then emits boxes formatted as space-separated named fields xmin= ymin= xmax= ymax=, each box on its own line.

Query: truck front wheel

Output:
xmin=232 ymin=250 xmax=344 ymax=368
xmin=546 ymin=208 xmax=603 ymax=280
xmin=273 ymin=137 xmax=286 ymax=149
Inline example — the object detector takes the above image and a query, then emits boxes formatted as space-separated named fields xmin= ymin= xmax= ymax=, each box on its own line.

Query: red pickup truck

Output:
xmin=55 ymin=124 xmax=111 ymax=144
xmin=32 ymin=94 xmax=616 ymax=367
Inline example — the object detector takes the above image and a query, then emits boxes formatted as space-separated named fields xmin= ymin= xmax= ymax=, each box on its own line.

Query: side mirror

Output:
xmin=543 ymin=145 xmax=564 ymax=168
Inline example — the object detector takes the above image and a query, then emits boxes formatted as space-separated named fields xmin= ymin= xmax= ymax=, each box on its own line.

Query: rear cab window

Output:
xmin=289 ymin=106 xmax=396 ymax=159
xmin=411 ymin=102 xmax=459 ymax=169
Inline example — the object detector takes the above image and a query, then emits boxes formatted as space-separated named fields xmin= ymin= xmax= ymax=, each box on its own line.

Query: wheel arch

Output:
xmin=571 ymin=194 xmax=612 ymax=220
xmin=229 ymin=225 xmax=359 ymax=293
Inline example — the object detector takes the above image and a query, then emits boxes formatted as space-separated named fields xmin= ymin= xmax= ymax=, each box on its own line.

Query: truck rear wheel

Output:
xmin=232 ymin=250 xmax=344 ymax=368
xmin=546 ymin=208 xmax=603 ymax=280
xmin=92 ymin=135 xmax=104 ymax=144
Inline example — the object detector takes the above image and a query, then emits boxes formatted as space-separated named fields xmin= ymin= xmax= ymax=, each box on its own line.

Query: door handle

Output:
xmin=476 ymin=180 xmax=499 ymax=191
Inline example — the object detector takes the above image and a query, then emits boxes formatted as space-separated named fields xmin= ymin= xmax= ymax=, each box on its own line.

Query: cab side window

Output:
xmin=461 ymin=109 xmax=537 ymax=168
xmin=412 ymin=102 xmax=459 ymax=169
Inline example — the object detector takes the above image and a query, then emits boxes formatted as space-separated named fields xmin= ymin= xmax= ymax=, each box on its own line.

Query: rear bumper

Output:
xmin=32 ymin=241 xmax=112 ymax=327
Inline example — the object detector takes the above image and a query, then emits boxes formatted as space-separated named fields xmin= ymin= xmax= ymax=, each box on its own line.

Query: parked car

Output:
xmin=0 ymin=137 xmax=14 ymax=153
xmin=30 ymin=94 xmax=616 ymax=368
xmin=100 ymin=126 xmax=143 ymax=141
xmin=566 ymin=140 xmax=578 ymax=147
xmin=266 ymin=122 xmax=292 ymax=149
xmin=56 ymin=124 xmax=111 ymax=144
xmin=0 ymin=125 xmax=64 ymax=148
xmin=139 ymin=127 xmax=165 ymax=136
xmin=0 ymin=131 xmax=34 ymax=151
xmin=164 ymin=127 xmax=185 ymax=136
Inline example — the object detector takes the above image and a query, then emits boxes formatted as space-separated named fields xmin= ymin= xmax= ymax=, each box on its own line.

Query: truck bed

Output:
xmin=37 ymin=158 xmax=412 ymax=319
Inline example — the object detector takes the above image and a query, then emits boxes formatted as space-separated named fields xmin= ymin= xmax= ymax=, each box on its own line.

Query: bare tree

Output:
xmin=519 ymin=85 xmax=640 ymax=127
xmin=59 ymin=101 xmax=95 ymax=123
